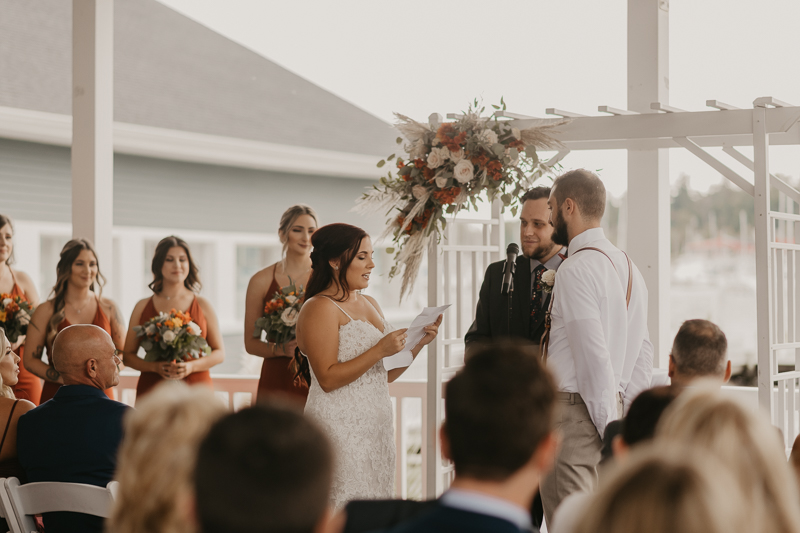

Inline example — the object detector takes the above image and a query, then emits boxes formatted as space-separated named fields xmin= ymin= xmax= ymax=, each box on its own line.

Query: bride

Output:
xmin=296 ymin=223 xmax=441 ymax=509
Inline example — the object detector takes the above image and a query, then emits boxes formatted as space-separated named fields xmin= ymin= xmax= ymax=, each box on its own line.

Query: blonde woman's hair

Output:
xmin=46 ymin=239 xmax=105 ymax=347
xmin=656 ymin=385 xmax=800 ymax=533
xmin=278 ymin=204 xmax=318 ymax=261
xmin=0 ymin=330 xmax=15 ymax=400
xmin=574 ymin=444 xmax=746 ymax=533
xmin=108 ymin=382 xmax=227 ymax=533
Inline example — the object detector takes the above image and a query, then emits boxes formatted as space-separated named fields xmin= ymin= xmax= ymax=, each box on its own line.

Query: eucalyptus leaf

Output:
xmin=491 ymin=143 xmax=505 ymax=157
xmin=377 ymin=160 xmax=386 ymax=168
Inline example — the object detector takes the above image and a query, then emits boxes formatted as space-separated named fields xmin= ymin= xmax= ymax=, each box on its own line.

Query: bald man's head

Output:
xmin=52 ymin=325 xmax=120 ymax=389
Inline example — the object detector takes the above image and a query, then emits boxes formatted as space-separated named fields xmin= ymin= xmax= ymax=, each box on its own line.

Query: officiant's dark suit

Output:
xmin=465 ymin=188 xmax=566 ymax=359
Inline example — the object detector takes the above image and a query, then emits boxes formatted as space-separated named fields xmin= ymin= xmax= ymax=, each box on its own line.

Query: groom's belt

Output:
xmin=555 ymin=392 xmax=584 ymax=404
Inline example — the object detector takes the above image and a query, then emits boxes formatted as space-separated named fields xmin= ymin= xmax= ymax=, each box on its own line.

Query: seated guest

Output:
xmin=656 ymin=386 xmax=800 ymax=533
xmin=573 ymin=445 xmax=746 ymax=533
xmin=194 ymin=402 xmax=338 ymax=533
xmin=108 ymin=382 xmax=226 ymax=533
xmin=552 ymin=386 xmax=680 ymax=533
xmin=668 ymin=319 xmax=731 ymax=387
xmin=381 ymin=343 xmax=558 ymax=533
xmin=17 ymin=324 xmax=129 ymax=533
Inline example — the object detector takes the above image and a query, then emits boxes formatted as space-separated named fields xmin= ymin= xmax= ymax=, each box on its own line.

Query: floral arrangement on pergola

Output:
xmin=356 ymin=100 xmax=564 ymax=298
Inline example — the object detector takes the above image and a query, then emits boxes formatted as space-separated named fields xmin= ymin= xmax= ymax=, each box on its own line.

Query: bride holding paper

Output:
xmin=296 ymin=223 xmax=442 ymax=509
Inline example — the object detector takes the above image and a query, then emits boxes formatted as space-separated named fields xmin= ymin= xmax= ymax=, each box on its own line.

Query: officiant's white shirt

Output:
xmin=547 ymin=227 xmax=653 ymax=436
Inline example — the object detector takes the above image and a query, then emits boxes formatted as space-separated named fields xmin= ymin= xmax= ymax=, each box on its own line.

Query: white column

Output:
xmin=72 ymin=0 xmax=114 ymax=287
xmin=627 ymin=0 xmax=671 ymax=367
xmin=114 ymin=233 xmax=145 ymax=321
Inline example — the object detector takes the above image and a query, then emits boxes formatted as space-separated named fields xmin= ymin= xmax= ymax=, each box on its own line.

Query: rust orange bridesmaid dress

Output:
xmin=39 ymin=299 xmax=116 ymax=403
xmin=9 ymin=275 xmax=42 ymax=405
xmin=255 ymin=274 xmax=308 ymax=406
xmin=134 ymin=296 xmax=213 ymax=399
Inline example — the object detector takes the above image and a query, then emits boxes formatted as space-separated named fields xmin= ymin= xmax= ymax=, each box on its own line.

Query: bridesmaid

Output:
xmin=24 ymin=239 xmax=125 ymax=402
xmin=0 ymin=215 xmax=42 ymax=404
xmin=122 ymin=236 xmax=225 ymax=399
xmin=244 ymin=204 xmax=317 ymax=405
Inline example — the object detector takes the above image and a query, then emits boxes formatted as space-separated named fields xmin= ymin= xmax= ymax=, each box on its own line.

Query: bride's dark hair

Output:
xmin=304 ymin=223 xmax=369 ymax=302
xmin=294 ymin=223 xmax=369 ymax=387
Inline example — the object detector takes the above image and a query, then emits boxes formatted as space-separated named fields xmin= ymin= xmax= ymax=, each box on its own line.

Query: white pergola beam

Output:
xmin=545 ymin=108 xmax=587 ymax=118
xmin=512 ymin=106 xmax=800 ymax=146
xmin=598 ymin=105 xmax=638 ymax=116
xmin=673 ymin=137 xmax=754 ymax=196
xmin=754 ymin=96 xmax=794 ymax=108
xmin=651 ymin=102 xmax=685 ymax=113
xmin=493 ymin=110 xmax=540 ymax=120
xmin=722 ymin=145 xmax=800 ymax=205
xmin=71 ymin=0 xmax=114 ymax=280
xmin=707 ymin=99 xmax=740 ymax=110
xmin=543 ymin=149 xmax=570 ymax=167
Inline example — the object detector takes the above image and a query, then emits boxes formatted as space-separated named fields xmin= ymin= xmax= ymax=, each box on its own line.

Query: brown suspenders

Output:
xmin=540 ymin=247 xmax=632 ymax=362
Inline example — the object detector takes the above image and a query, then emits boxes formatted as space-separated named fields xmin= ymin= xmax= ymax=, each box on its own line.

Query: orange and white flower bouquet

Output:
xmin=253 ymin=281 xmax=304 ymax=350
xmin=355 ymin=99 xmax=564 ymax=298
xmin=0 ymin=294 xmax=34 ymax=343
xmin=133 ymin=309 xmax=211 ymax=362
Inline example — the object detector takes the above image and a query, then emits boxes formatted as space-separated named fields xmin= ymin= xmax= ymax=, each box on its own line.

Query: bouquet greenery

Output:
xmin=253 ymin=281 xmax=304 ymax=351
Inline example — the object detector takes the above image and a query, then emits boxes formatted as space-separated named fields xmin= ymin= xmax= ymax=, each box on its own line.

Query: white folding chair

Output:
xmin=0 ymin=477 xmax=14 ymax=533
xmin=3 ymin=477 xmax=117 ymax=533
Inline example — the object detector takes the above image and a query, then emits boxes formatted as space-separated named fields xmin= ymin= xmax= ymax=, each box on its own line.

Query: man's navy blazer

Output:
xmin=383 ymin=504 xmax=530 ymax=533
xmin=17 ymin=384 xmax=130 ymax=533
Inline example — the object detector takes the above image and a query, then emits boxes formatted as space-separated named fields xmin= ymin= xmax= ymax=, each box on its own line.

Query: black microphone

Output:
xmin=501 ymin=243 xmax=519 ymax=295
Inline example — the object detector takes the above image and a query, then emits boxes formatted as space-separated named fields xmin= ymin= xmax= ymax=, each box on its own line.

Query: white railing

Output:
xmin=114 ymin=372 xmax=430 ymax=500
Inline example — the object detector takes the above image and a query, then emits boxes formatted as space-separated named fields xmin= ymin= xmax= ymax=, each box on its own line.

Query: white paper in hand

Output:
xmin=383 ymin=304 xmax=451 ymax=371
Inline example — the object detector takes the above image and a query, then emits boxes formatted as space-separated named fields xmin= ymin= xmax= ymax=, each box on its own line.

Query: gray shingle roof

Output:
xmin=0 ymin=0 xmax=398 ymax=156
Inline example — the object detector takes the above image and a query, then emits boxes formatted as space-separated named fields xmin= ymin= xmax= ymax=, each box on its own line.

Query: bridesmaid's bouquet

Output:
xmin=133 ymin=309 xmax=211 ymax=362
xmin=254 ymin=281 xmax=305 ymax=350
xmin=0 ymin=294 xmax=34 ymax=343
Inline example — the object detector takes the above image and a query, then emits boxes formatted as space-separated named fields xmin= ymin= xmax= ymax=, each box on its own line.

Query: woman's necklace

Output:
xmin=67 ymin=297 xmax=91 ymax=314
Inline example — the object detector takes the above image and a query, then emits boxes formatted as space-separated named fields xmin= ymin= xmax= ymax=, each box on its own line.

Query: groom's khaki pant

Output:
xmin=540 ymin=392 xmax=606 ymax=525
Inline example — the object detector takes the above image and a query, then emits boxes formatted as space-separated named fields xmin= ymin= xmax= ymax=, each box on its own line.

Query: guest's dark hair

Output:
xmin=622 ymin=386 xmax=680 ymax=447
xmin=671 ymin=319 xmax=728 ymax=377
xmin=0 ymin=215 xmax=15 ymax=265
xmin=305 ymin=223 xmax=369 ymax=302
xmin=148 ymin=236 xmax=201 ymax=294
xmin=195 ymin=402 xmax=333 ymax=533
xmin=552 ymin=169 xmax=606 ymax=220
xmin=520 ymin=186 xmax=551 ymax=203
xmin=444 ymin=342 xmax=556 ymax=481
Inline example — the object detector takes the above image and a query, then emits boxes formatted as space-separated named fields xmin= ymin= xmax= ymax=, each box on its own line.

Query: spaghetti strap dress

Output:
xmin=40 ymin=302 xmax=116 ymax=403
xmin=135 ymin=296 xmax=214 ymax=399
xmin=255 ymin=274 xmax=308 ymax=406
xmin=9 ymin=273 xmax=42 ymax=405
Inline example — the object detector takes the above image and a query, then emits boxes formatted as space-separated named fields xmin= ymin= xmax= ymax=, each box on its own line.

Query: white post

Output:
xmin=627 ymin=0 xmax=671 ymax=367
xmin=72 ymin=0 xmax=114 ymax=286
xmin=752 ymin=104 xmax=773 ymax=415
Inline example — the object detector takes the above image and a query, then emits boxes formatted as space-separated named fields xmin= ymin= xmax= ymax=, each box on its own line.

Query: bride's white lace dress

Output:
xmin=304 ymin=300 xmax=396 ymax=510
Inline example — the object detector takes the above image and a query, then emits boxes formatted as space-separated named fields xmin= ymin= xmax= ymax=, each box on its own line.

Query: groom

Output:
xmin=465 ymin=186 xmax=567 ymax=358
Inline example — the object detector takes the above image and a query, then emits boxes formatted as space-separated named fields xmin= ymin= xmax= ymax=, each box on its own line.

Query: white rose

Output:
xmin=162 ymin=330 xmax=176 ymax=343
xmin=186 ymin=321 xmax=202 ymax=336
xmin=478 ymin=129 xmax=498 ymax=146
xmin=285 ymin=295 xmax=298 ymax=305
xmin=281 ymin=307 xmax=299 ymax=327
xmin=17 ymin=309 xmax=30 ymax=326
xmin=145 ymin=324 xmax=157 ymax=335
xmin=541 ymin=269 xmax=557 ymax=293
xmin=412 ymin=185 xmax=427 ymax=199
xmin=427 ymin=147 xmax=448 ymax=169
xmin=453 ymin=159 xmax=474 ymax=184
xmin=449 ymin=148 xmax=464 ymax=163
xmin=434 ymin=172 xmax=448 ymax=189
xmin=1 ymin=298 xmax=11 ymax=307
xmin=511 ymin=127 xmax=521 ymax=140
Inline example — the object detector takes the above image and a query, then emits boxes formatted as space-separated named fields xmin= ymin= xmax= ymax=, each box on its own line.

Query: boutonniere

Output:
xmin=540 ymin=269 xmax=556 ymax=293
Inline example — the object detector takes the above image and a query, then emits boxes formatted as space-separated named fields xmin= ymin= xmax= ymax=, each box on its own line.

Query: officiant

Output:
xmin=465 ymin=186 xmax=567 ymax=359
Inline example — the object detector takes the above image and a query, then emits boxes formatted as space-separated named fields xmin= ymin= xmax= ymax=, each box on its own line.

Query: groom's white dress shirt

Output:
xmin=547 ymin=228 xmax=653 ymax=436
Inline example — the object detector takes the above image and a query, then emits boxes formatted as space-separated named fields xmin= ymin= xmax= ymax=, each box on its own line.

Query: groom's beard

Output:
xmin=551 ymin=208 xmax=570 ymax=247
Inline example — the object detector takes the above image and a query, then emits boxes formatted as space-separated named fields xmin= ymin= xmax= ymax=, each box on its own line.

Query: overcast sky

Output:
xmin=156 ymin=0 xmax=800 ymax=198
